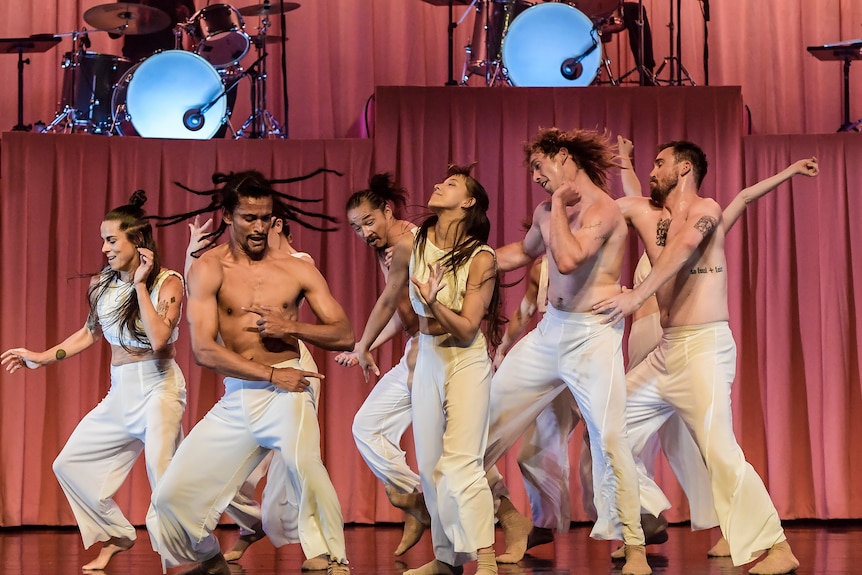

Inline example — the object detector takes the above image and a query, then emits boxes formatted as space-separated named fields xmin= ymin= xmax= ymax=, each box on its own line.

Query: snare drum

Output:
xmin=111 ymin=50 xmax=227 ymax=139
xmin=188 ymin=4 xmax=250 ymax=68
xmin=59 ymin=52 xmax=133 ymax=133
xmin=502 ymin=3 xmax=601 ymax=87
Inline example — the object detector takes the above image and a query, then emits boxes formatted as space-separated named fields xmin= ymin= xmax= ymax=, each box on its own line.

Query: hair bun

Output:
xmin=129 ymin=189 xmax=147 ymax=208
xmin=368 ymin=173 xmax=395 ymax=194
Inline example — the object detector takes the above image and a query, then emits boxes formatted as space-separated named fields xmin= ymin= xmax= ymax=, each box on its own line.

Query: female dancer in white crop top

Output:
xmin=356 ymin=165 xmax=503 ymax=575
xmin=1 ymin=191 xmax=186 ymax=571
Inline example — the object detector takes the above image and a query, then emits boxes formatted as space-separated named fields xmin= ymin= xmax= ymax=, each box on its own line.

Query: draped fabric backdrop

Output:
xmin=0 ymin=0 xmax=861 ymax=531
xmin=0 ymin=0 xmax=861 ymax=137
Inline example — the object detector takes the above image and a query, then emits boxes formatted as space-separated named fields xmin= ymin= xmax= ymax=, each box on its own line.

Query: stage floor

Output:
xmin=0 ymin=522 xmax=857 ymax=574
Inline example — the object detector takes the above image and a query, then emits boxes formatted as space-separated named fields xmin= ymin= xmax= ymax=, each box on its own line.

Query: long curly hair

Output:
xmin=415 ymin=164 xmax=503 ymax=347
xmin=523 ymin=127 xmax=617 ymax=193
xmin=152 ymin=168 xmax=342 ymax=257
xmin=87 ymin=190 xmax=161 ymax=353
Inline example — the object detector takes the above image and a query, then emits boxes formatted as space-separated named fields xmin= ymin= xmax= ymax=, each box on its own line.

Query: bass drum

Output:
xmin=502 ymin=3 xmax=601 ymax=87
xmin=111 ymin=50 xmax=227 ymax=140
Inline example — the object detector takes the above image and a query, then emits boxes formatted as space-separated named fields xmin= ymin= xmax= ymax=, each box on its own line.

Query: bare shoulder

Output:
xmin=188 ymin=245 xmax=227 ymax=292
xmin=468 ymin=248 xmax=497 ymax=281
xmin=616 ymin=195 xmax=650 ymax=219
xmin=532 ymin=199 xmax=552 ymax=222
xmin=692 ymin=196 xmax=722 ymax=216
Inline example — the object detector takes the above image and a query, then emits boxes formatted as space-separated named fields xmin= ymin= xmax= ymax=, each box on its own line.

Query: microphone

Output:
xmin=81 ymin=27 xmax=91 ymax=49
xmin=183 ymin=108 xmax=205 ymax=131
xmin=561 ymin=37 xmax=599 ymax=80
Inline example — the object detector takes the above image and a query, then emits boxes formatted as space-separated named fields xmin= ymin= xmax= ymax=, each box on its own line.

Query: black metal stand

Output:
xmin=701 ymin=0 xmax=710 ymax=85
xmin=1 ymin=36 xmax=60 ymax=131
xmin=839 ymin=57 xmax=862 ymax=132
xmin=447 ymin=0 xmax=458 ymax=85
xmin=617 ymin=0 xmax=654 ymax=85
xmin=12 ymin=50 xmax=30 ymax=131
xmin=653 ymin=0 xmax=694 ymax=85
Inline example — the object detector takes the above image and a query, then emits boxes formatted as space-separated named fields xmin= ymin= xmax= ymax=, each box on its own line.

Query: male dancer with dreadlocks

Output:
xmin=149 ymin=170 xmax=354 ymax=575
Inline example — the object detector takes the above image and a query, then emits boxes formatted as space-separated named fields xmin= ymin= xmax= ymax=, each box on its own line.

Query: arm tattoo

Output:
xmin=55 ymin=349 xmax=67 ymax=360
xmin=693 ymin=216 xmax=718 ymax=237
xmin=156 ymin=299 xmax=170 ymax=318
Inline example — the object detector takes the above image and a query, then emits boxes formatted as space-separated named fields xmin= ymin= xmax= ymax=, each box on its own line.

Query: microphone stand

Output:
xmin=278 ymin=0 xmax=289 ymax=137
xmin=701 ymin=0 xmax=710 ymax=85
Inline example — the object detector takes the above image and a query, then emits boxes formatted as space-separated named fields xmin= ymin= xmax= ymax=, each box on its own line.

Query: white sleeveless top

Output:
xmin=97 ymin=268 xmax=183 ymax=349
xmin=409 ymin=234 xmax=496 ymax=318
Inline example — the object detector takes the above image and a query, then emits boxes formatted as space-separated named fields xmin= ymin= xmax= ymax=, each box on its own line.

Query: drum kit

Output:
xmin=44 ymin=1 xmax=299 ymax=139
xmin=460 ymin=0 xmax=627 ymax=87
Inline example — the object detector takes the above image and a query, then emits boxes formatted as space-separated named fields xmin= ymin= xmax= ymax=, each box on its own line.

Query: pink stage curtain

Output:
xmin=0 ymin=133 xmax=381 ymax=526
xmin=0 ymin=1 xmax=861 ymax=139
xmin=1 ymin=92 xmax=861 ymax=530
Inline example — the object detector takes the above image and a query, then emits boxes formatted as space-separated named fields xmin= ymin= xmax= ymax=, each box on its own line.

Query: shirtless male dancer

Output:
xmin=595 ymin=141 xmax=801 ymax=575
xmin=184 ymin=215 xmax=332 ymax=571
xmin=489 ymin=127 xmax=651 ymax=575
xmin=336 ymin=173 xmax=431 ymax=556
xmin=150 ymin=171 xmax=354 ymax=575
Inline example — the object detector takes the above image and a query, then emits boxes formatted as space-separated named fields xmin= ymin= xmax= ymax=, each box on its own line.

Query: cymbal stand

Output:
xmin=236 ymin=15 xmax=284 ymax=139
xmin=617 ymin=0 xmax=654 ymax=85
xmin=460 ymin=0 xmax=508 ymax=86
xmin=653 ymin=0 xmax=694 ymax=85
xmin=44 ymin=30 xmax=87 ymax=133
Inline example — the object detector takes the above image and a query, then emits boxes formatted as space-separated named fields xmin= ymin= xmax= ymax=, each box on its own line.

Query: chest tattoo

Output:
xmin=656 ymin=218 xmax=671 ymax=246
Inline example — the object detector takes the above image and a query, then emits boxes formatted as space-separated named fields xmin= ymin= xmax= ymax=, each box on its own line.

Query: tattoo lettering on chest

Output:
xmin=656 ymin=218 xmax=671 ymax=246
xmin=689 ymin=265 xmax=724 ymax=275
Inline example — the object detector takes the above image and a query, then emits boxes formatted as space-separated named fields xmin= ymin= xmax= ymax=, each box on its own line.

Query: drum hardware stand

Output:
xmin=0 ymin=35 xmax=60 ymax=131
xmin=653 ymin=0 xmax=694 ymax=85
xmin=459 ymin=0 xmax=512 ymax=86
xmin=44 ymin=30 xmax=91 ymax=134
xmin=616 ymin=0 xmax=655 ymax=86
xmin=236 ymin=17 xmax=284 ymax=139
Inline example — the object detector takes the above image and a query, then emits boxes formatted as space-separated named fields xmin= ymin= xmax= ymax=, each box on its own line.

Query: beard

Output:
xmin=648 ymin=173 xmax=678 ymax=208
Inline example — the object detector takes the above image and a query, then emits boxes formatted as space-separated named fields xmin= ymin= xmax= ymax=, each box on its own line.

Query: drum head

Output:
xmin=502 ymin=3 xmax=601 ymax=87
xmin=123 ymin=51 xmax=226 ymax=139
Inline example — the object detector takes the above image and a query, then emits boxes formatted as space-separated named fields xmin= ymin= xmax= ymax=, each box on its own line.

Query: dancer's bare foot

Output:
xmin=82 ymin=537 xmax=134 ymax=570
xmin=525 ymin=527 xmax=554 ymax=551
xmin=326 ymin=561 xmax=350 ymax=575
xmin=180 ymin=553 xmax=232 ymax=575
xmin=621 ymin=544 xmax=652 ymax=575
xmin=748 ymin=541 xmax=799 ymax=575
xmin=224 ymin=522 xmax=266 ymax=562
xmin=395 ymin=513 xmax=427 ymax=556
xmin=707 ymin=536 xmax=731 ymax=557
xmin=403 ymin=559 xmax=464 ymax=575
xmin=385 ymin=486 xmax=431 ymax=526
xmin=495 ymin=497 xmax=533 ymax=564
xmin=301 ymin=554 xmax=329 ymax=571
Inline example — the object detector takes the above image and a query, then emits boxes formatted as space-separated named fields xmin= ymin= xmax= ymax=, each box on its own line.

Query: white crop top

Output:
xmin=408 ymin=234 xmax=496 ymax=318
xmin=96 ymin=268 xmax=183 ymax=348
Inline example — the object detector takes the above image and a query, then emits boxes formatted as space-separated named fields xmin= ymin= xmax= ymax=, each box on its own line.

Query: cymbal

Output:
xmin=83 ymin=3 xmax=171 ymax=35
xmin=238 ymin=2 xmax=301 ymax=17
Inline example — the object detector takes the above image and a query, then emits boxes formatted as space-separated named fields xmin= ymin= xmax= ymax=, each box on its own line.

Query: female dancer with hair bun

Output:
xmin=1 ymin=190 xmax=187 ymax=571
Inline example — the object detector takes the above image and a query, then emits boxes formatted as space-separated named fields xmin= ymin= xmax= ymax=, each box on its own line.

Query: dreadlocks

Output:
xmin=152 ymin=168 xmax=342 ymax=256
